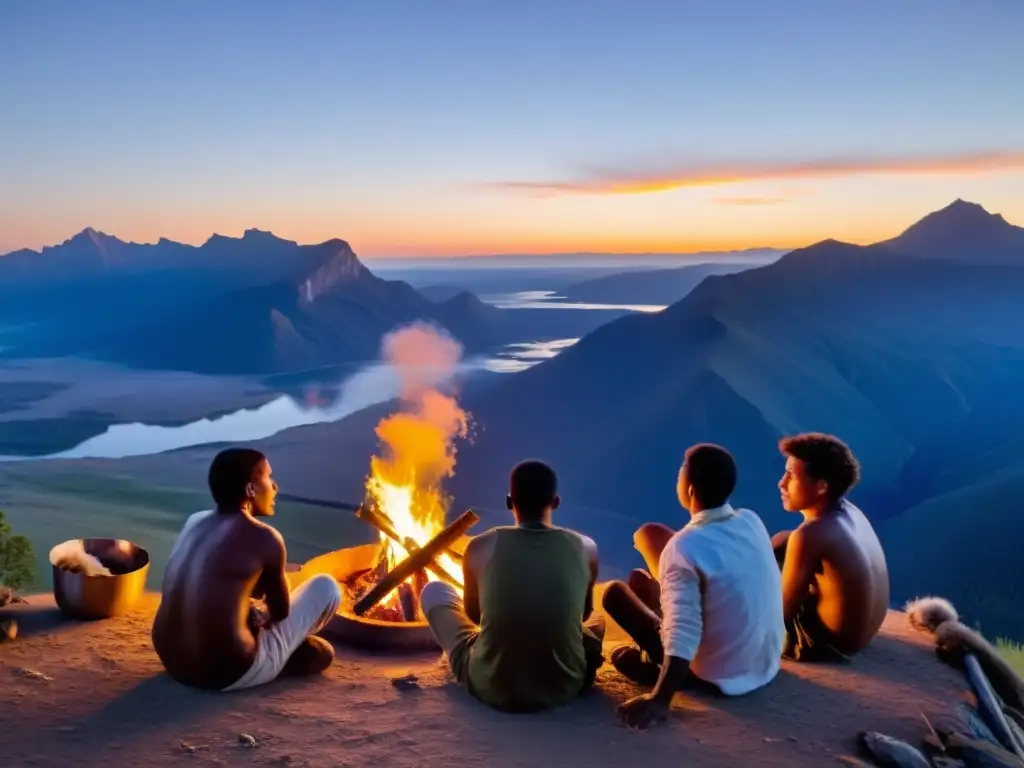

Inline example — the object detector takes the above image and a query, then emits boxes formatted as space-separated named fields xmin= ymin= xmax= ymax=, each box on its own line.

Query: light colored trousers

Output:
xmin=224 ymin=574 xmax=342 ymax=691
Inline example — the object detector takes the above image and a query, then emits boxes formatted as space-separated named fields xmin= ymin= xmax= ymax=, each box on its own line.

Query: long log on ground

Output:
xmin=354 ymin=509 xmax=479 ymax=616
xmin=355 ymin=505 xmax=463 ymax=587
xmin=966 ymin=652 xmax=1024 ymax=760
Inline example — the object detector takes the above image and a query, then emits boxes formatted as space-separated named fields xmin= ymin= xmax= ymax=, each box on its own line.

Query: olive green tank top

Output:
xmin=467 ymin=525 xmax=592 ymax=712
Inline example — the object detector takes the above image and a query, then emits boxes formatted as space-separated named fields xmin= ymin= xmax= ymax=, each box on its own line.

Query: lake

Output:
xmin=1 ymin=292 xmax=667 ymax=462
xmin=0 ymin=338 xmax=579 ymax=461
xmin=484 ymin=290 xmax=665 ymax=313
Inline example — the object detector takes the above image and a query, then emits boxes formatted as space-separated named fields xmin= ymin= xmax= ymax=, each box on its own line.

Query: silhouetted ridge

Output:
xmin=883 ymin=199 xmax=1024 ymax=263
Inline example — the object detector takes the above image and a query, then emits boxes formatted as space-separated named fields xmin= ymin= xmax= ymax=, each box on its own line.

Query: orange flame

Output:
xmin=364 ymin=391 xmax=469 ymax=610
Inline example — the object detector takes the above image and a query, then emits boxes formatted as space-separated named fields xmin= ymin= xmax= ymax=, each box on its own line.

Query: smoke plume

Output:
xmin=370 ymin=323 xmax=470 ymax=491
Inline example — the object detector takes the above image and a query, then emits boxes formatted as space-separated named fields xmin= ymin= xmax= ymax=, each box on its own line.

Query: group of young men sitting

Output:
xmin=152 ymin=431 xmax=890 ymax=729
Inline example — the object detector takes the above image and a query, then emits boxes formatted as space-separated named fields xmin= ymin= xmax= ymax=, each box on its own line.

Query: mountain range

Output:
xmin=0 ymin=229 xmax=610 ymax=375
xmin=5 ymin=199 xmax=1024 ymax=638
xmin=429 ymin=200 xmax=1024 ymax=638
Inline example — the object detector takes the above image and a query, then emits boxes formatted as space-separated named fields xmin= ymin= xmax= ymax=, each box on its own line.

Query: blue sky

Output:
xmin=2 ymin=0 xmax=1022 ymax=255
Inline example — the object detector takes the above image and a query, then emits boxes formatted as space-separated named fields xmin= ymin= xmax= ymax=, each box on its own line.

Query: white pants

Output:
xmin=224 ymin=574 xmax=342 ymax=691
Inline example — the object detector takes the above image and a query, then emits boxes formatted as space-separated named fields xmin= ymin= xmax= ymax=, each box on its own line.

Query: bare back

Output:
xmin=152 ymin=509 xmax=289 ymax=690
xmin=800 ymin=501 xmax=889 ymax=654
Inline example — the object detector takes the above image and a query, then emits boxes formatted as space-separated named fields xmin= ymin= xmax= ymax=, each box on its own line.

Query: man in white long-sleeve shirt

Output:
xmin=602 ymin=443 xmax=784 ymax=729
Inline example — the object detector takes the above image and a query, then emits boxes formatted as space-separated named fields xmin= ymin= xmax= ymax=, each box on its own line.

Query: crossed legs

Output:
xmin=224 ymin=574 xmax=342 ymax=691
xmin=601 ymin=523 xmax=674 ymax=679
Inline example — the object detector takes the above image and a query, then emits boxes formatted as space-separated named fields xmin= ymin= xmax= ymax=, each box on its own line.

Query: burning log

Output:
xmin=413 ymin=568 xmax=429 ymax=599
xmin=354 ymin=509 xmax=479 ymax=616
xmin=398 ymin=583 xmax=418 ymax=622
xmin=355 ymin=504 xmax=463 ymax=586
xmin=276 ymin=492 xmax=464 ymax=568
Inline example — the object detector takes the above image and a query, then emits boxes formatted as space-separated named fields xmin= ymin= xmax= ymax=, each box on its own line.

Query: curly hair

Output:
xmin=779 ymin=432 xmax=860 ymax=501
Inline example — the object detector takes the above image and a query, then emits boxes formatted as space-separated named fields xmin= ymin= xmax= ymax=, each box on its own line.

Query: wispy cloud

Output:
xmin=484 ymin=150 xmax=1024 ymax=197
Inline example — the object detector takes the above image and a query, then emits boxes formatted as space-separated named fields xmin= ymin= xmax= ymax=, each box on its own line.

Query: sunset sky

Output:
xmin=2 ymin=0 xmax=1023 ymax=257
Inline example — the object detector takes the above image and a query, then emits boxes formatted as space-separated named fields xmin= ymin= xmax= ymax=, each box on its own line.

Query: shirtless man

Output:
xmin=774 ymin=433 xmax=889 ymax=662
xmin=152 ymin=448 xmax=342 ymax=691
xmin=419 ymin=460 xmax=605 ymax=713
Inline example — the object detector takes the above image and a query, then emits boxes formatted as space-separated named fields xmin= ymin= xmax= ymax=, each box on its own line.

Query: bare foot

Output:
xmin=282 ymin=636 xmax=335 ymax=677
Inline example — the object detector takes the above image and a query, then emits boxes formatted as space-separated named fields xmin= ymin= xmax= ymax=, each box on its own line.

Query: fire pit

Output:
xmin=277 ymin=347 xmax=480 ymax=653
xmin=286 ymin=501 xmax=477 ymax=653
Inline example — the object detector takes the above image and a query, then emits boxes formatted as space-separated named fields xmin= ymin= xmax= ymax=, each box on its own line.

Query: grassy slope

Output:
xmin=0 ymin=470 xmax=372 ymax=592
xmin=998 ymin=640 xmax=1024 ymax=677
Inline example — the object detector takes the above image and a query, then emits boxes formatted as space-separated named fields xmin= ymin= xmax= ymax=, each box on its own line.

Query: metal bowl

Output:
xmin=51 ymin=538 xmax=150 ymax=620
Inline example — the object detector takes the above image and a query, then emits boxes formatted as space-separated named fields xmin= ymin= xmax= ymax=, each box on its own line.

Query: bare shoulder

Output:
xmin=791 ymin=519 xmax=827 ymax=551
xmin=247 ymin=517 xmax=286 ymax=557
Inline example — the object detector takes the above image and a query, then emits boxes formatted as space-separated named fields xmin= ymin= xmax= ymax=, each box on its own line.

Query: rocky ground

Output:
xmin=0 ymin=592 xmax=968 ymax=768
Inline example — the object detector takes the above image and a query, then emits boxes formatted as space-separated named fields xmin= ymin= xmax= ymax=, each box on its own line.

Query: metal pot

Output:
xmin=51 ymin=538 xmax=150 ymax=620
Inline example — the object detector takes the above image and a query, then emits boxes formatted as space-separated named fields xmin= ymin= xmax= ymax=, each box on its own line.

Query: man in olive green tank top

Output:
xmin=421 ymin=460 xmax=604 ymax=713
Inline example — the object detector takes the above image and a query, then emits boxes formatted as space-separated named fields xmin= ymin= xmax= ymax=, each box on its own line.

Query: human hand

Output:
xmin=248 ymin=604 xmax=270 ymax=633
xmin=616 ymin=693 xmax=669 ymax=730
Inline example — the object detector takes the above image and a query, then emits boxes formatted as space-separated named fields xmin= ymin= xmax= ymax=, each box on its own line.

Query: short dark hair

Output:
xmin=779 ymin=432 xmax=860 ymax=501
xmin=683 ymin=443 xmax=737 ymax=509
xmin=209 ymin=448 xmax=267 ymax=509
xmin=509 ymin=460 xmax=558 ymax=520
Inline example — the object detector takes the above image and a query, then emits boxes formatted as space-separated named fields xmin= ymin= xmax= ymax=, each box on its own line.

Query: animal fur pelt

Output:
xmin=906 ymin=597 xmax=1024 ymax=715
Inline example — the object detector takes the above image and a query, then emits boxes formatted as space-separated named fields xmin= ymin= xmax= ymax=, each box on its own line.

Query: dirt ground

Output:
xmin=0 ymin=592 xmax=969 ymax=767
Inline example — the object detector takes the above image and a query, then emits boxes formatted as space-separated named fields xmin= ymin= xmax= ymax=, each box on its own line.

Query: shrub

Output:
xmin=0 ymin=510 xmax=35 ymax=591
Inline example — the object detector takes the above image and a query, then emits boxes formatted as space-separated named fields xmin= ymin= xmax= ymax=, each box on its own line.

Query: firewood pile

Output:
xmin=853 ymin=597 xmax=1024 ymax=767
xmin=278 ymin=492 xmax=478 ymax=624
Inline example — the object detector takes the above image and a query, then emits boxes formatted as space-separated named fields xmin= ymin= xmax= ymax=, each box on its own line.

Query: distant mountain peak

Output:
xmin=203 ymin=229 xmax=296 ymax=247
xmin=297 ymin=239 xmax=367 ymax=303
xmin=62 ymin=227 xmax=125 ymax=249
xmin=241 ymin=228 xmax=296 ymax=244
xmin=884 ymin=199 xmax=1023 ymax=262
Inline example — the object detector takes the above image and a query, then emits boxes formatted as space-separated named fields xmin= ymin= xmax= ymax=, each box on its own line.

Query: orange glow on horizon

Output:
xmin=487 ymin=151 xmax=1024 ymax=198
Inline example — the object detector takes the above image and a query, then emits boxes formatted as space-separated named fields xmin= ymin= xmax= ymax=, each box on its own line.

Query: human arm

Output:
xmin=618 ymin=548 xmax=702 ymax=729
xmin=780 ymin=525 xmax=817 ymax=622
xmin=256 ymin=529 xmax=290 ymax=624
xmin=463 ymin=536 xmax=484 ymax=625
xmin=581 ymin=534 xmax=599 ymax=621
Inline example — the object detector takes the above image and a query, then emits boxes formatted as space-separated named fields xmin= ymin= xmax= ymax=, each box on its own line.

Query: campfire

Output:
xmin=288 ymin=323 xmax=478 ymax=645
xmin=338 ymin=487 xmax=477 ymax=623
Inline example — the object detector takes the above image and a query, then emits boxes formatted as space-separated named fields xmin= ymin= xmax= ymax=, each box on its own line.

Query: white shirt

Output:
xmin=658 ymin=503 xmax=784 ymax=695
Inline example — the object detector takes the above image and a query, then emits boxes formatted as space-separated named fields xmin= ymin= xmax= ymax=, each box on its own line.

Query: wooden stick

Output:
xmin=966 ymin=652 xmax=1024 ymax=760
xmin=358 ymin=504 xmax=463 ymax=564
xmin=354 ymin=509 xmax=479 ymax=615
xmin=355 ymin=506 xmax=462 ymax=587
xmin=398 ymin=583 xmax=418 ymax=622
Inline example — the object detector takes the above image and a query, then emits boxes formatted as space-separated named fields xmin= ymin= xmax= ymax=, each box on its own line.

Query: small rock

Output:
xmin=180 ymin=741 xmax=196 ymax=753
xmin=764 ymin=737 xmax=780 ymax=744
xmin=0 ymin=618 xmax=17 ymax=642
xmin=391 ymin=674 xmax=420 ymax=691
xmin=238 ymin=733 xmax=258 ymax=748
xmin=788 ymin=736 xmax=799 ymax=742
xmin=15 ymin=668 xmax=53 ymax=682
